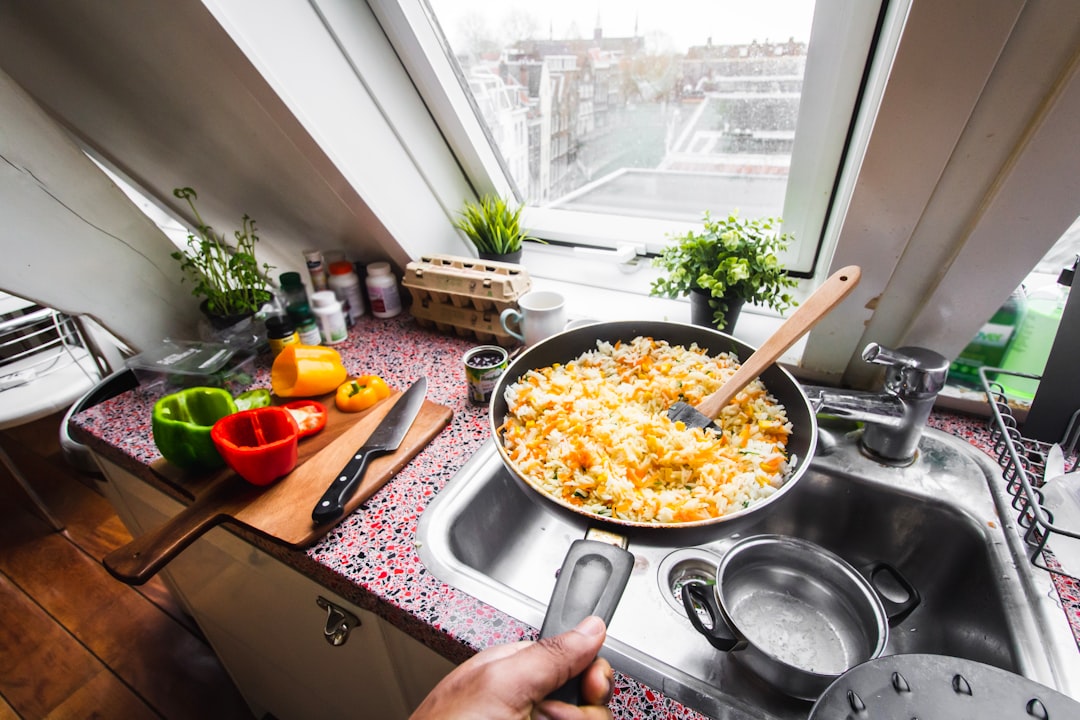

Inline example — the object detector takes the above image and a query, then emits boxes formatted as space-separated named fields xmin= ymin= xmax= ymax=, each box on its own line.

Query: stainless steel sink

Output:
xmin=417 ymin=422 xmax=1080 ymax=718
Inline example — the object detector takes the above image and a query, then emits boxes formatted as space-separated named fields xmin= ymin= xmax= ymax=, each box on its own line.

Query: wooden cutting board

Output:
xmin=103 ymin=391 xmax=452 ymax=585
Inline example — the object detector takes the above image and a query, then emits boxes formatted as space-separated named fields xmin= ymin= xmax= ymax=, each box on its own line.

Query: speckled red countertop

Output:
xmin=69 ymin=314 xmax=1080 ymax=718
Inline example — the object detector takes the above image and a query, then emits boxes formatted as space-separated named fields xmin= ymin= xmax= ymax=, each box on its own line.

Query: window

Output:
xmin=375 ymin=0 xmax=885 ymax=277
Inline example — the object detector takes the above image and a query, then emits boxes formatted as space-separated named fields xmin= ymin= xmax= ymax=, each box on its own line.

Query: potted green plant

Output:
xmin=650 ymin=211 xmax=799 ymax=331
xmin=171 ymin=187 xmax=274 ymax=328
xmin=453 ymin=194 xmax=535 ymax=263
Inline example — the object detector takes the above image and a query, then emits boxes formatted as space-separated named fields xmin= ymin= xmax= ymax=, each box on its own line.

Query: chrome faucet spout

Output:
xmin=805 ymin=345 xmax=949 ymax=464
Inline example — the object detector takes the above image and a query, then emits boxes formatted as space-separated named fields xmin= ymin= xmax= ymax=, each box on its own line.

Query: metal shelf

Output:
xmin=981 ymin=367 xmax=1080 ymax=581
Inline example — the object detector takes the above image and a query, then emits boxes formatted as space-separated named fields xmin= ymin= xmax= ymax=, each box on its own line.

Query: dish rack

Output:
xmin=980 ymin=367 xmax=1080 ymax=580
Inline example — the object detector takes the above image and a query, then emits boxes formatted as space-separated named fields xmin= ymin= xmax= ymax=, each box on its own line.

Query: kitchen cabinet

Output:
xmin=93 ymin=455 xmax=453 ymax=720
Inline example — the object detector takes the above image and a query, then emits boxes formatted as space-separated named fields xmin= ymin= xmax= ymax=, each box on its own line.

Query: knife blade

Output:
xmin=311 ymin=377 xmax=427 ymax=525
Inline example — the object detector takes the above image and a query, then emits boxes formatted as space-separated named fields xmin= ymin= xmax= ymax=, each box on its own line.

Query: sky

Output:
xmin=427 ymin=0 xmax=817 ymax=54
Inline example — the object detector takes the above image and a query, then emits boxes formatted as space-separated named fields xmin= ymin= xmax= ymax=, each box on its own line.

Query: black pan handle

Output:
xmin=862 ymin=562 xmax=921 ymax=626
xmin=539 ymin=538 xmax=634 ymax=705
xmin=681 ymin=580 xmax=745 ymax=652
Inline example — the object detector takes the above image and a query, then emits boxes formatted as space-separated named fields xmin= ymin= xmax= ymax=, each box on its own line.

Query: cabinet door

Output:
xmin=96 ymin=457 xmax=450 ymax=720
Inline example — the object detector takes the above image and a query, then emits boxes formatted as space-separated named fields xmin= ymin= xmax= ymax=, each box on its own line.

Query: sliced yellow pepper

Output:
xmin=335 ymin=375 xmax=392 ymax=412
xmin=271 ymin=345 xmax=347 ymax=398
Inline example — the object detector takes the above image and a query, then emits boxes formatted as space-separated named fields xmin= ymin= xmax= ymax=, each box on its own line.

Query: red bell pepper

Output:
xmin=282 ymin=400 xmax=328 ymax=438
xmin=211 ymin=406 xmax=300 ymax=486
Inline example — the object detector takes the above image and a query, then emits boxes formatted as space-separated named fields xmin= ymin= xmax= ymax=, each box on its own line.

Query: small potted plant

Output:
xmin=650 ymin=211 xmax=799 ymax=331
xmin=171 ymin=187 xmax=275 ymax=329
xmin=453 ymin=194 xmax=535 ymax=263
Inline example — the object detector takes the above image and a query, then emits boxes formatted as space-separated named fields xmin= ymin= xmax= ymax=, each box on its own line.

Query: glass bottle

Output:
xmin=279 ymin=272 xmax=309 ymax=316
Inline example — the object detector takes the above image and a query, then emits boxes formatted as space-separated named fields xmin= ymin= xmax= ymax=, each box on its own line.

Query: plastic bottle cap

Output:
xmin=311 ymin=290 xmax=339 ymax=308
xmin=280 ymin=271 xmax=303 ymax=288
xmin=265 ymin=315 xmax=295 ymax=334
xmin=329 ymin=261 xmax=355 ymax=276
xmin=1058 ymin=258 xmax=1076 ymax=287
xmin=368 ymin=262 xmax=391 ymax=276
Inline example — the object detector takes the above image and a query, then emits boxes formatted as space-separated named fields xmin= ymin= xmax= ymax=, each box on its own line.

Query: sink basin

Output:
xmin=417 ymin=423 xmax=1080 ymax=718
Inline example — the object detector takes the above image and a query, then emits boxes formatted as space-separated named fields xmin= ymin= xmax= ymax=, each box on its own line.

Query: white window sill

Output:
xmin=524 ymin=278 xmax=803 ymax=367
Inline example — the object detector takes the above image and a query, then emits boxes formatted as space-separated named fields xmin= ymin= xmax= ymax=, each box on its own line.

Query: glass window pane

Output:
xmin=426 ymin=0 xmax=816 ymax=225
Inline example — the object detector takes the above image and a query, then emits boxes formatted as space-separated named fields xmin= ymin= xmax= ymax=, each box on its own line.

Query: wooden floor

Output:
xmin=0 ymin=412 xmax=255 ymax=720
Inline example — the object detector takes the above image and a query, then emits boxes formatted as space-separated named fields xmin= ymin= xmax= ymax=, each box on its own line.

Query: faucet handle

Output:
xmin=862 ymin=343 xmax=949 ymax=398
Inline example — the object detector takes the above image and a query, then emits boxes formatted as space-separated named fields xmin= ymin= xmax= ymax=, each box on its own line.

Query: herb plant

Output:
xmin=171 ymin=187 xmax=274 ymax=317
xmin=453 ymin=194 xmax=535 ymax=255
xmin=650 ymin=212 xmax=799 ymax=327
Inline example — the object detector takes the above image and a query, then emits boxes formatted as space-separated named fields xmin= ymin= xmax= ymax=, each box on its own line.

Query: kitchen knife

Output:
xmin=311 ymin=377 xmax=427 ymax=525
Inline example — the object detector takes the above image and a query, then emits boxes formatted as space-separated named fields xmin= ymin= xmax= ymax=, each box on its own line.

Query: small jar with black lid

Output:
xmin=265 ymin=315 xmax=299 ymax=357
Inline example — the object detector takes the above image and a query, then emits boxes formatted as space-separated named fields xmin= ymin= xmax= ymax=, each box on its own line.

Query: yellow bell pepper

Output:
xmin=271 ymin=345 xmax=347 ymax=398
xmin=335 ymin=375 xmax=392 ymax=412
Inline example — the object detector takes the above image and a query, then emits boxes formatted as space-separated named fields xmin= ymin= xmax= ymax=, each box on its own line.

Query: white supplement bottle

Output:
xmin=365 ymin=262 xmax=403 ymax=318
xmin=310 ymin=291 xmax=348 ymax=344
xmin=327 ymin=261 xmax=366 ymax=325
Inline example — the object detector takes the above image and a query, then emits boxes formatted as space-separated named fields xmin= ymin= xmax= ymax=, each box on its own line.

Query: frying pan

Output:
xmin=487 ymin=320 xmax=820 ymax=702
xmin=488 ymin=320 xmax=818 ymax=533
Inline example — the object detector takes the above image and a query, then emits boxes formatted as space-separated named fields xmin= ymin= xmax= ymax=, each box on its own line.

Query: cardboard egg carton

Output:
xmin=403 ymin=254 xmax=531 ymax=346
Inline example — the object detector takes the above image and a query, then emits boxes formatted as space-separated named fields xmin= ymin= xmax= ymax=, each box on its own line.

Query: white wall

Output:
xmin=0 ymin=0 xmax=472 ymax=350
xmin=0 ymin=68 xmax=200 ymax=351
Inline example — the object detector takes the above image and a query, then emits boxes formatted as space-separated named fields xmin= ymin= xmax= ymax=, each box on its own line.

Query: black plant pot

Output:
xmin=689 ymin=289 xmax=745 ymax=332
xmin=199 ymin=291 xmax=273 ymax=331
xmin=478 ymin=249 xmax=523 ymax=264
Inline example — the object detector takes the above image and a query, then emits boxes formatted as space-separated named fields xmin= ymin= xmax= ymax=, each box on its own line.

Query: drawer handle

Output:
xmin=316 ymin=596 xmax=360 ymax=646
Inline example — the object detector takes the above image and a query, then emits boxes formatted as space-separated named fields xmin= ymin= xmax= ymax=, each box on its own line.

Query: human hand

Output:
xmin=409 ymin=615 xmax=614 ymax=720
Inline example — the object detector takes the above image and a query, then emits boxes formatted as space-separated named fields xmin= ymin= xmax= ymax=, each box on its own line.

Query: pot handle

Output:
xmin=681 ymin=580 xmax=745 ymax=652
xmin=863 ymin=562 xmax=921 ymax=626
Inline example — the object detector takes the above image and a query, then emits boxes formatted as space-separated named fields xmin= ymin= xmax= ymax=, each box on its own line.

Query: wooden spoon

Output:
xmin=667 ymin=265 xmax=862 ymax=430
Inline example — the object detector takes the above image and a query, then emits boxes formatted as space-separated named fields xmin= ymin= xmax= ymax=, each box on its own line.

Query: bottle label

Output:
xmin=298 ymin=322 xmax=321 ymax=345
xmin=972 ymin=322 xmax=1016 ymax=348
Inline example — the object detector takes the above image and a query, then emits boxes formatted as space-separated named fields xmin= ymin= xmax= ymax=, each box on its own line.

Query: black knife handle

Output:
xmin=539 ymin=539 xmax=634 ymax=706
xmin=311 ymin=446 xmax=385 ymax=525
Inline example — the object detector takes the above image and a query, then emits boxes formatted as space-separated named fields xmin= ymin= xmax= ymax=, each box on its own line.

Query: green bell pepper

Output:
xmin=234 ymin=388 xmax=272 ymax=411
xmin=152 ymin=387 xmax=238 ymax=470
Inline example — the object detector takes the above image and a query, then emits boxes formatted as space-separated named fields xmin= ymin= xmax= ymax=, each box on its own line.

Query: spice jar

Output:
xmin=265 ymin=315 xmax=299 ymax=357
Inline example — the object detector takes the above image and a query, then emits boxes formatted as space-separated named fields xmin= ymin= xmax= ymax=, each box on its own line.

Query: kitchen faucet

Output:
xmin=803 ymin=343 xmax=950 ymax=465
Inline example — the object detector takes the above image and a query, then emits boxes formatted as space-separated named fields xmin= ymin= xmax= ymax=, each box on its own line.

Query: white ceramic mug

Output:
xmin=500 ymin=291 xmax=567 ymax=346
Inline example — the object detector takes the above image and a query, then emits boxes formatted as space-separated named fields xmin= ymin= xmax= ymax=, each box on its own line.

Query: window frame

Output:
xmin=368 ymin=0 xmax=886 ymax=277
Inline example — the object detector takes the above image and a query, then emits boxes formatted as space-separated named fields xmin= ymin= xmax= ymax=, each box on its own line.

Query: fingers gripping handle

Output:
xmin=539 ymin=539 xmax=634 ymax=705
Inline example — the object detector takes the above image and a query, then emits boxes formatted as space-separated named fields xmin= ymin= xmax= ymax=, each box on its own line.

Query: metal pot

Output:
xmin=488 ymin=320 xmax=818 ymax=534
xmin=682 ymin=534 xmax=920 ymax=701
